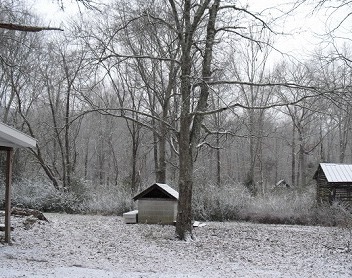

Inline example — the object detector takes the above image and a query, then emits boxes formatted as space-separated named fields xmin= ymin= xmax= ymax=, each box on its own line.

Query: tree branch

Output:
xmin=0 ymin=23 xmax=64 ymax=32
xmin=191 ymin=90 xmax=328 ymax=117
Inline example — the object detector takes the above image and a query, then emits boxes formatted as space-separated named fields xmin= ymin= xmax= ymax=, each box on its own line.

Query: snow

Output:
xmin=1 ymin=213 xmax=351 ymax=277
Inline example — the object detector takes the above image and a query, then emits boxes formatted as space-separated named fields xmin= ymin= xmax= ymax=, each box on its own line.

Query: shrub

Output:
xmin=192 ymin=181 xmax=352 ymax=227
xmin=2 ymin=177 xmax=351 ymax=228
xmin=237 ymin=187 xmax=315 ymax=225
xmin=0 ymin=178 xmax=81 ymax=213
xmin=0 ymin=178 xmax=133 ymax=215
xmin=192 ymin=182 xmax=251 ymax=221
xmin=77 ymin=180 xmax=134 ymax=215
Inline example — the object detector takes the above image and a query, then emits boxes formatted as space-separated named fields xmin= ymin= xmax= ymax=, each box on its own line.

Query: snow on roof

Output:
xmin=157 ymin=183 xmax=179 ymax=199
xmin=0 ymin=122 xmax=37 ymax=148
xmin=319 ymin=163 xmax=352 ymax=183
xmin=133 ymin=183 xmax=179 ymax=200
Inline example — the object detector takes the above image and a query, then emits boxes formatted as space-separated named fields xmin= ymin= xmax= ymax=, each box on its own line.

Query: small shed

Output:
xmin=0 ymin=122 xmax=36 ymax=243
xmin=313 ymin=163 xmax=352 ymax=205
xmin=133 ymin=183 xmax=178 ymax=224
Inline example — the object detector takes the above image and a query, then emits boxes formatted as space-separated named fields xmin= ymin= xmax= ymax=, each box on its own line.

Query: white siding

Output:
xmin=138 ymin=199 xmax=177 ymax=224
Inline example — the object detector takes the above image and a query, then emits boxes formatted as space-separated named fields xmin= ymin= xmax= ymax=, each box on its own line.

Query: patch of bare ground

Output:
xmin=0 ymin=213 xmax=351 ymax=277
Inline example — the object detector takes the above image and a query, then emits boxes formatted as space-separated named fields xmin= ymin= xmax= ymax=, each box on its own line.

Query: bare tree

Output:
xmin=228 ymin=26 xmax=275 ymax=195
xmin=16 ymin=33 xmax=91 ymax=190
xmin=0 ymin=0 xmax=98 ymax=32
xmin=313 ymin=47 xmax=352 ymax=163
xmin=76 ymin=0 xmax=278 ymax=239
xmin=275 ymin=61 xmax=327 ymax=188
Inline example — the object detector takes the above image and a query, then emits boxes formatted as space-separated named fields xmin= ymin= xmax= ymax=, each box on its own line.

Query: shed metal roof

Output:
xmin=0 ymin=122 xmax=36 ymax=148
xmin=133 ymin=183 xmax=179 ymax=200
xmin=319 ymin=163 xmax=352 ymax=183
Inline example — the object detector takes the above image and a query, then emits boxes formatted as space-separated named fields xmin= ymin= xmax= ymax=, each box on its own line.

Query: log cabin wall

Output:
xmin=314 ymin=164 xmax=352 ymax=206
xmin=315 ymin=168 xmax=331 ymax=203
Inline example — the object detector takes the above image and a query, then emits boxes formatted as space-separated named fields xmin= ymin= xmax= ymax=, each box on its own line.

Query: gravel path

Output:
xmin=0 ymin=213 xmax=351 ymax=277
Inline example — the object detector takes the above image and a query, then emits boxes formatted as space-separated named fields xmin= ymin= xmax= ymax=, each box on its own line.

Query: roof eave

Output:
xmin=133 ymin=183 xmax=179 ymax=201
xmin=0 ymin=122 xmax=36 ymax=148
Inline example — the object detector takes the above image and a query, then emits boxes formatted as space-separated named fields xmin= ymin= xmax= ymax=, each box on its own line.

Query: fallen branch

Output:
xmin=11 ymin=207 xmax=49 ymax=222
xmin=0 ymin=23 xmax=63 ymax=32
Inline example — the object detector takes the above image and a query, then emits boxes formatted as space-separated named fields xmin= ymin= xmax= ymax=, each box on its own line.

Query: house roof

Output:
xmin=316 ymin=163 xmax=352 ymax=183
xmin=133 ymin=183 xmax=179 ymax=200
xmin=0 ymin=122 xmax=36 ymax=148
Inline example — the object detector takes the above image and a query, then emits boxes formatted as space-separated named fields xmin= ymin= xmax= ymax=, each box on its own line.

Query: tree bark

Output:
xmin=291 ymin=122 xmax=296 ymax=187
xmin=175 ymin=0 xmax=219 ymax=240
xmin=298 ymin=126 xmax=306 ymax=188
xmin=175 ymin=38 xmax=193 ymax=240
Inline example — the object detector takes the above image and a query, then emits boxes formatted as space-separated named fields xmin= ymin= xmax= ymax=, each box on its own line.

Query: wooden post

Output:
xmin=5 ymin=148 xmax=13 ymax=243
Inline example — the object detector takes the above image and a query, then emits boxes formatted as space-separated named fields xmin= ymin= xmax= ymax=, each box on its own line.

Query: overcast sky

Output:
xmin=28 ymin=0 xmax=348 ymax=63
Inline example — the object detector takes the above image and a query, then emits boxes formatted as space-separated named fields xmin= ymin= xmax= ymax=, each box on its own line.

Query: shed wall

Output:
xmin=138 ymin=198 xmax=177 ymax=224
xmin=315 ymin=169 xmax=331 ymax=203
xmin=316 ymin=168 xmax=352 ymax=205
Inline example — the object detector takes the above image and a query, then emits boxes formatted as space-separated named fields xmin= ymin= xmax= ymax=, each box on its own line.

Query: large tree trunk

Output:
xmin=176 ymin=112 xmax=193 ymax=240
xmin=175 ymin=0 xmax=219 ymax=240
xmin=175 ymin=32 xmax=193 ymax=239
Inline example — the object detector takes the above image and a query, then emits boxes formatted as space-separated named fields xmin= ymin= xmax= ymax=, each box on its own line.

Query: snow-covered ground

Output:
xmin=0 ymin=213 xmax=351 ymax=277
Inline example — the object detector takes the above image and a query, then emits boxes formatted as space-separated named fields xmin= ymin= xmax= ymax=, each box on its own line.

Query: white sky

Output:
xmin=28 ymin=0 xmax=80 ymax=26
xmin=28 ymin=0 xmax=350 ymax=63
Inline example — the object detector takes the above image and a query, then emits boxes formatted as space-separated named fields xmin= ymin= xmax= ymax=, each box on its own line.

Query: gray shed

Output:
xmin=0 ymin=122 xmax=36 ymax=243
xmin=133 ymin=183 xmax=178 ymax=224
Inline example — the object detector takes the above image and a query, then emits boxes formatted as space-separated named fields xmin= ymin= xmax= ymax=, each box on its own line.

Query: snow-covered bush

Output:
xmin=77 ymin=180 xmax=134 ymax=215
xmin=2 ymin=177 xmax=350 ymax=228
xmin=0 ymin=178 xmax=133 ymax=215
xmin=192 ymin=181 xmax=352 ymax=227
xmin=192 ymin=182 xmax=251 ymax=221
xmin=0 ymin=178 xmax=81 ymax=213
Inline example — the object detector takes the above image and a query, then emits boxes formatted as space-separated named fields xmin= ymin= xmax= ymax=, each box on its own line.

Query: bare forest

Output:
xmin=1 ymin=0 xmax=352 ymax=240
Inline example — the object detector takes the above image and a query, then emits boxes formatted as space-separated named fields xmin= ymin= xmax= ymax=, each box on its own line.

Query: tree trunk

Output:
xmin=176 ymin=114 xmax=193 ymax=239
xmin=338 ymin=114 xmax=349 ymax=163
xmin=156 ymin=66 xmax=176 ymax=184
xmin=157 ymin=130 xmax=167 ymax=183
xmin=153 ymin=127 xmax=160 ymax=182
xmin=131 ymin=123 xmax=139 ymax=194
xmin=175 ymin=0 xmax=219 ymax=240
xmin=298 ymin=127 xmax=306 ymax=188
xmin=156 ymin=108 xmax=168 ymax=184
xmin=64 ymin=84 xmax=71 ymax=190
xmin=246 ymin=108 xmax=257 ymax=195
xmin=175 ymin=21 xmax=194 ymax=237
xmin=175 ymin=59 xmax=193 ymax=239
xmin=216 ymin=132 xmax=221 ymax=187
xmin=291 ymin=122 xmax=296 ymax=187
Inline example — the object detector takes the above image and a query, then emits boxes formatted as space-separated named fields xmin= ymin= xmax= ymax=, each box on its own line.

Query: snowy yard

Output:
xmin=0 ymin=213 xmax=351 ymax=277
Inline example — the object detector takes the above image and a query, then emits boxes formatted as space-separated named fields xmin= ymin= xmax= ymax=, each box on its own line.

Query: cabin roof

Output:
xmin=315 ymin=163 xmax=352 ymax=183
xmin=0 ymin=122 xmax=36 ymax=148
xmin=133 ymin=183 xmax=179 ymax=200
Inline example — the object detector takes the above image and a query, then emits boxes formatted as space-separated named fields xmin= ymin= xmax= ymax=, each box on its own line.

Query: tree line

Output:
xmin=1 ymin=0 xmax=352 ymax=239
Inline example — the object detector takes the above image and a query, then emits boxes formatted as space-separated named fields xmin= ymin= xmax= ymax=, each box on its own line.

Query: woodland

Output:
xmin=1 ymin=0 xmax=352 ymax=239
